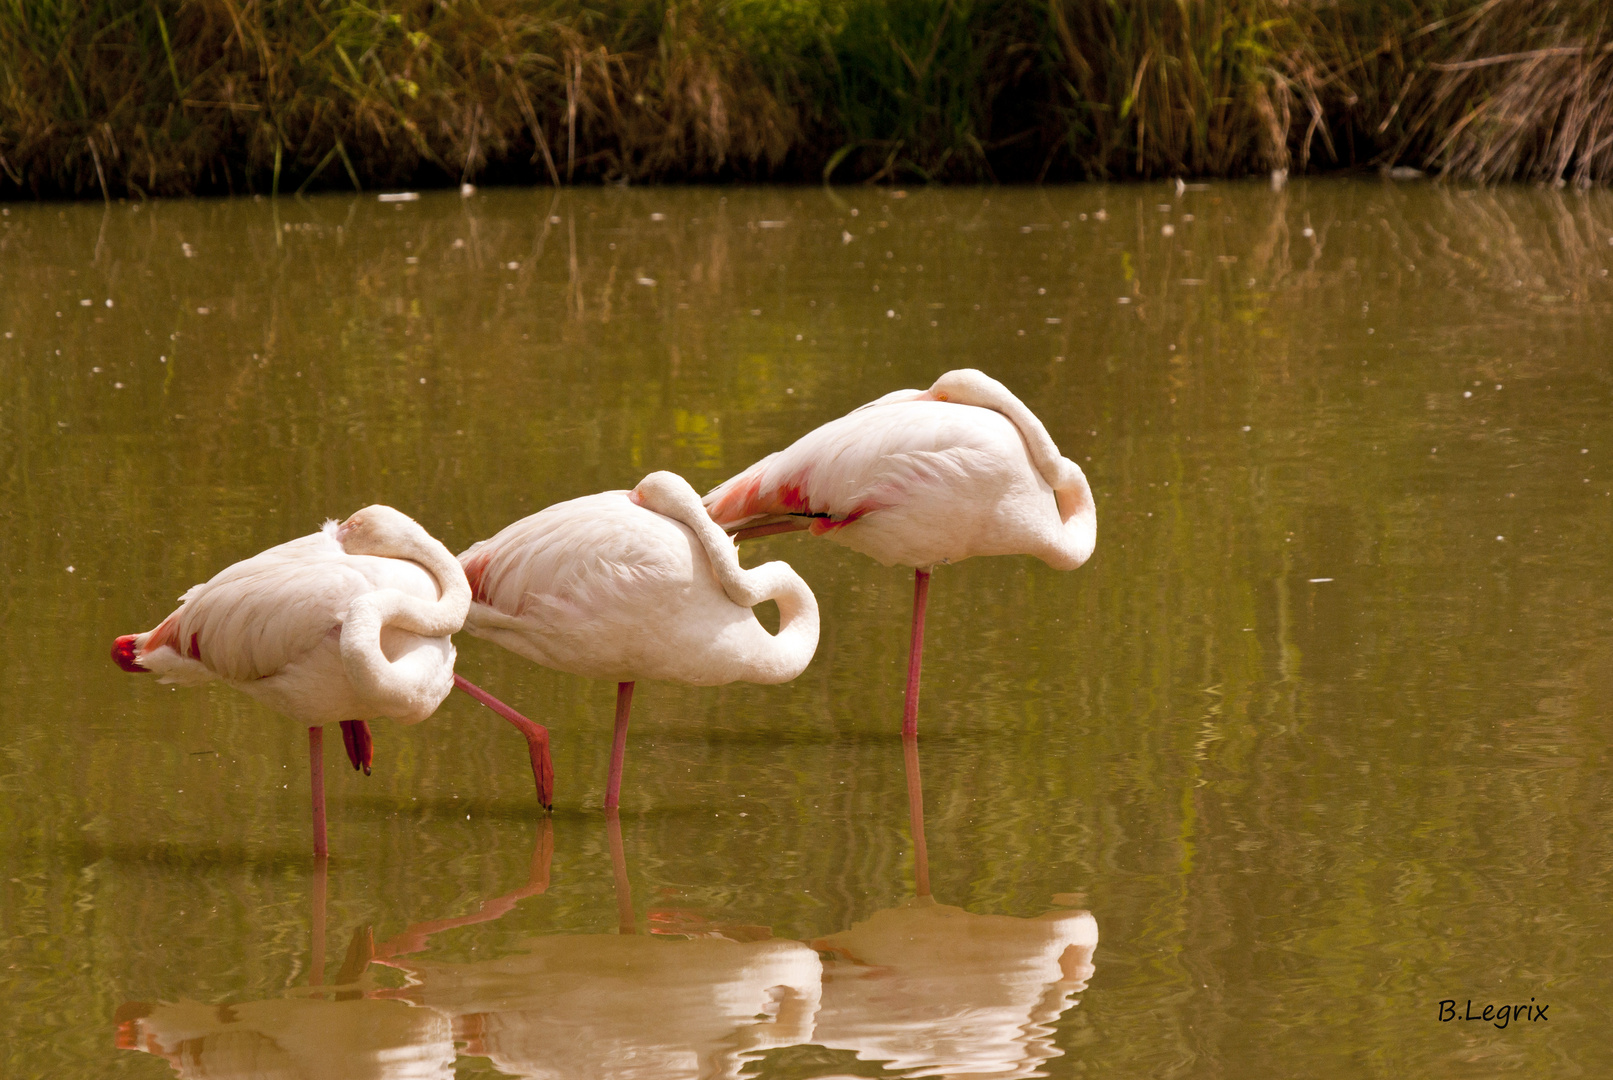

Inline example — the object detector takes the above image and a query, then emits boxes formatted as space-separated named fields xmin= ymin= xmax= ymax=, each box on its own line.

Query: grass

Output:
xmin=2 ymin=0 xmax=1612 ymax=198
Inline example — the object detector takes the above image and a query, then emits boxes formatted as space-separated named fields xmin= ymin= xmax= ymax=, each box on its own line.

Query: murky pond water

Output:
xmin=3 ymin=179 xmax=1612 ymax=1077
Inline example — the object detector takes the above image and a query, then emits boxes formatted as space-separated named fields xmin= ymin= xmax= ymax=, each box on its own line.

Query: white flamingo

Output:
xmin=112 ymin=505 xmax=553 ymax=856
xmin=457 ymin=471 xmax=820 ymax=811
xmin=703 ymin=369 xmax=1096 ymax=735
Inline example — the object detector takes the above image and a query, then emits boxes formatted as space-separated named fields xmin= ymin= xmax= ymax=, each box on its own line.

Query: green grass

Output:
xmin=2 ymin=0 xmax=1611 ymax=197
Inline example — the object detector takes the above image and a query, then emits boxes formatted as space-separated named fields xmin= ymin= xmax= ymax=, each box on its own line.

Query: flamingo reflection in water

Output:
xmin=807 ymin=737 xmax=1100 ymax=1079
xmin=115 ymin=824 xmax=557 ymax=1080
xmin=378 ymin=812 xmax=823 ymax=1080
xmin=115 ymin=774 xmax=1094 ymax=1080
xmin=114 ymin=994 xmax=455 ymax=1080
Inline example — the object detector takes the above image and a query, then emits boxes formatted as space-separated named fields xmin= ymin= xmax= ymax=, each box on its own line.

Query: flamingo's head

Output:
xmin=336 ymin=504 xmax=423 ymax=555
xmin=925 ymin=368 xmax=1001 ymax=405
xmin=628 ymin=471 xmax=700 ymax=516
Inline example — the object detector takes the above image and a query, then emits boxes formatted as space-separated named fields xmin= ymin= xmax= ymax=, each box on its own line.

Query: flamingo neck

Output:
xmin=632 ymin=472 xmax=822 ymax=679
xmin=338 ymin=523 xmax=470 ymax=708
xmin=927 ymin=369 xmax=1096 ymax=568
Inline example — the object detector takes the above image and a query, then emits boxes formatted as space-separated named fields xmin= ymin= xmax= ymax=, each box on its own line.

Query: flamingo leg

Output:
xmin=607 ymin=808 xmax=634 ymax=934
xmin=308 ymin=725 xmax=329 ymax=858
xmin=453 ymin=674 xmax=554 ymax=811
xmin=604 ymin=681 xmax=634 ymax=812
xmin=902 ymin=733 xmax=931 ymax=899
xmin=902 ymin=568 xmax=931 ymax=738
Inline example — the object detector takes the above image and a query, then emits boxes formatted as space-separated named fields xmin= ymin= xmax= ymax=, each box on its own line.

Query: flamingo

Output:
xmin=703 ymin=368 xmax=1096 ymax=736
xmin=457 ymin=470 xmax=820 ymax=811
xmin=110 ymin=504 xmax=554 ymax=857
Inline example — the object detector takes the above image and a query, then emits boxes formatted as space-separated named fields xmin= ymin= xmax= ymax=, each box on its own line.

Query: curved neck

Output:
xmin=352 ymin=526 xmax=470 ymax=637
xmin=338 ymin=524 xmax=470 ymax=704
xmin=931 ymin=372 xmax=1096 ymax=567
xmin=1053 ymin=467 xmax=1097 ymax=567
xmin=634 ymin=474 xmax=821 ymax=673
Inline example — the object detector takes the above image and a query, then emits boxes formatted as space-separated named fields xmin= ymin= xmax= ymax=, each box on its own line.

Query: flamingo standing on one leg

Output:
xmin=702 ymin=369 xmax=1096 ymax=736
xmin=111 ymin=505 xmax=554 ymax=857
xmin=457 ymin=471 xmax=820 ymax=811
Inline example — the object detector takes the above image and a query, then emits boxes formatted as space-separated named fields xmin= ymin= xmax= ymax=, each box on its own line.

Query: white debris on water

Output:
xmin=378 ymin=192 xmax=420 ymax=202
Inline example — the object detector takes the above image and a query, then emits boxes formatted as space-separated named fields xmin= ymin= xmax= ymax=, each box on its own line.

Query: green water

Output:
xmin=3 ymin=180 xmax=1612 ymax=1077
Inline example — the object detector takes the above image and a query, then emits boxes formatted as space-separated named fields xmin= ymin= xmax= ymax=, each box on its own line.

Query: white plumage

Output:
xmin=702 ymin=369 xmax=1096 ymax=736
xmin=458 ymin=470 xmax=820 ymax=810
xmin=112 ymin=505 xmax=473 ymax=854
xmin=461 ymin=479 xmax=818 ymax=687
xmin=122 ymin=519 xmax=461 ymax=723
xmin=703 ymin=368 xmax=1096 ymax=572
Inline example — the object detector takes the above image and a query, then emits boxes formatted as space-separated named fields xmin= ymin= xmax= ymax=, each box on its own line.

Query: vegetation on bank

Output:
xmin=4 ymin=0 xmax=1613 ymax=198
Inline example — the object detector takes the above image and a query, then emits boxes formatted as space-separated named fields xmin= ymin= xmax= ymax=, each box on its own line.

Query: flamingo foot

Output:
xmin=339 ymin=720 xmax=373 ymax=775
xmin=453 ymin=674 xmax=554 ymax=811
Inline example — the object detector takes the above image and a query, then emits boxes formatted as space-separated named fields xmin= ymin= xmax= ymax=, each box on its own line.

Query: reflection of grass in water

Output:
xmin=6 ymin=1 xmax=1613 ymax=196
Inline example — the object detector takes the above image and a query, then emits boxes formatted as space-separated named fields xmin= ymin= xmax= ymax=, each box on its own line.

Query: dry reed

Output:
xmin=4 ymin=0 xmax=1613 ymax=198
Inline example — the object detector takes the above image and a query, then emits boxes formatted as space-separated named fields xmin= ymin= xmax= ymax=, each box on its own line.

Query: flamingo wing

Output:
xmin=703 ymin=399 xmax=1016 ymax=531
xmin=142 ymin=531 xmax=374 ymax=683
xmin=461 ymin=493 xmax=686 ymax=627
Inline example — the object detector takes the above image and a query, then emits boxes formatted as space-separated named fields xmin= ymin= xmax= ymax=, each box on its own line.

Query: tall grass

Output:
xmin=3 ymin=0 xmax=1613 ymax=198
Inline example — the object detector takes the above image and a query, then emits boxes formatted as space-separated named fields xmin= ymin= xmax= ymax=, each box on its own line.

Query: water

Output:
xmin=2 ymin=179 xmax=1612 ymax=1077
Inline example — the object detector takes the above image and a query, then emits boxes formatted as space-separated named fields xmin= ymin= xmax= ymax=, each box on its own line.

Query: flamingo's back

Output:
xmin=704 ymin=399 xmax=1071 ymax=569
xmin=460 ymin=491 xmax=813 ymax=685
xmin=125 ymin=523 xmax=452 ymax=723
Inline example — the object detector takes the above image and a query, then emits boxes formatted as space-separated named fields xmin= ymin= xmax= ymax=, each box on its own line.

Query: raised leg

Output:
xmin=308 ymin=725 xmax=329 ymax=858
xmin=902 ymin=733 xmax=931 ymax=899
xmin=605 ymin=681 xmax=634 ymax=812
xmin=902 ymin=568 xmax=931 ymax=738
xmin=607 ymin=808 xmax=634 ymax=935
xmin=370 ymin=818 xmax=555 ymax=963
xmin=453 ymin=674 xmax=554 ymax=811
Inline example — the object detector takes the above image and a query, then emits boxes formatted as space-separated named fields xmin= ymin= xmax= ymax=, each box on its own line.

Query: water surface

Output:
xmin=2 ymin=179 xmax=1612 ymax=1077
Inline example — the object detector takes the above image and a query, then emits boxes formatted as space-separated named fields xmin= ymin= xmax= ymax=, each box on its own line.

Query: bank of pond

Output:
xmin=7 ymin=0 xmax=1613 ymax=199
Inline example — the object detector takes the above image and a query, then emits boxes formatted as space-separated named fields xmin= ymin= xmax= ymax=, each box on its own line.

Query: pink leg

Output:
xmin=607 ymin=808 xmax=634 ymax=934
xmin=604 ymin=682 xmax=634 ymax=812
xmin=903 ymin=733 xmax=931 ymax=899
xmin=902 ymin=568 xmax=931 ymax=738
xmin=454 ymin=674 xmax=554 ymax=811
xmin=309 ymin=726 xmax=329 ymax=858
